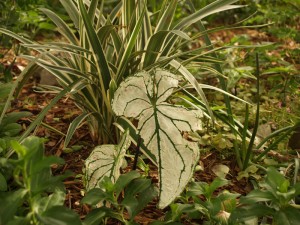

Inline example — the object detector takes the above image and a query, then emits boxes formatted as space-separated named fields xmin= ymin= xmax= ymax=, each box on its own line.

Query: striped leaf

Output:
xmin=112 ymin=69 xmax=202 ymax=208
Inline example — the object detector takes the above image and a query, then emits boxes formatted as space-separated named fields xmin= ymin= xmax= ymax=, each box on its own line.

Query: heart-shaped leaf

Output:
xmin=85 ymin=130 xmax=131 ymax=190
xmin=112 ymin=69 xmax=202 ymax=208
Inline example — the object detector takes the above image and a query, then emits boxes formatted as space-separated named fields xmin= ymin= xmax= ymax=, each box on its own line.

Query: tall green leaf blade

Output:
xmin=169 ymin=59 xmax=214 ymax=121
xmin=59 ymin=0 xmax=80 ymax=29
xmin=143 ymin=30 xmax=190 ymax=68
xmin=174 ymin=0 xmax=242 ymax=30
xmin=39 ymin=8 xmax=78 ymax=45
xmin=154 ymin=0 xmax=177 ymax=32
xmin=64 ymin=112 xmax=92 ymax=148
xmin=116 ymin=7 xmax=145 ymax=82
xmin=78 ymin=0 xmax=111 ymax=91
xmin=85 ymin=130 xmax=131 ymax=190
xmin=112 ymin=69 xmax=202 ymax=208
xmin=162 ymin=0 xmax=243 ymax=56
xmin=87 ymin=0 xmax=99 ymax=19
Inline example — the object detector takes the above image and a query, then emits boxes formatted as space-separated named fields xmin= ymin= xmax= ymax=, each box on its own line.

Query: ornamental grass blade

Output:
xmin=85 ymin=130 xmax=131 ymax=191
xmin=78 ymin=0 xmax=111 ymax=91
xmin=39 ymin=8 xmax=78 ymax=45
xmin=59 ymin=0 xmax=80 ymax=29
xmin=112 ymin=69 xmax=202 ymax=208
xmin=142 ymin=30 xmax=190 ymax=68
xmin=154 ymin=0 xmax=177 ymax=32
xmin=169 ymin=59 xmax=214 ymax=121
xmin=116 ymin=6 xmax=145 ymax=82
xmin=64 ymin=112 xmax=92 ymax=148
xmin=174 ymin=0 xmax=242 ymax=30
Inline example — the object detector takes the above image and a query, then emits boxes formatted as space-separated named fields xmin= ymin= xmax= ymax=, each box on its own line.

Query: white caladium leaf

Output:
xmin=112 ymin=69 xmax=202 ymax=208
xmin=85 ymin=130 xmax=131 ymax=191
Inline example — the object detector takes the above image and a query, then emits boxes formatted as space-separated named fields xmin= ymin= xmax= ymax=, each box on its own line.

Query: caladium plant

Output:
xmin=85 ymin=130 xmax=131 ymax=191
xmin=112 ymin=69 xmax=202 ymax=208
xmin=85 ymin=69 xmax=202 ymax=209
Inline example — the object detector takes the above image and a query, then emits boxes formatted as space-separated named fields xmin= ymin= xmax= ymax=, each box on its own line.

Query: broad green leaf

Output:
xmin=0 ymin=189 xmax=27 ymax=225
xmin=32 ymin=156 xmax=65 ymax=174
xmin=83 ymin=207 xmax=111 ymax=225
xmin=2 ymin=123 xmax=22 ymax=137
xmin=38 ymin=206 xmax=81 ymax=225
xmin=169 ymin=203 xmax=199 ymax=222
xmin=240 ymin=190 xmax=275 ymax=204
xmin=0 ymin=82 xmax=12 ymax=99
xmin=229 ymin=204 xmax=274 ymax=224
xmin=274 ymin=206 xmax=300 ymax=225
xmin=10 ymin=140 xmax=27 ymax=158
xmin=5 ymin=217 xmax=29 ymax=225
xmin=35 ymin=189 xmax=66 ymax=213
xmin=114 ymin=170 xmax=141 ymax=197
xmin=0 ymin=111 xmax=32 ymax=127
xmin=85 ymin=130 xmax=131 ymax=190
xmin=187 ymin=181 xmax=210 ymax=197
xmin=265 ymin=167 xmax=289 ymax=193
xmin=122 ymin=178 xmax=157 ymax=219
xmin=207 ymin=177 xmax=229 ymax=199
xmin=112 ymin=69 xmax=202 ymax=208
xmin=81 ymin=188 xmax=108 ymax=205
xmin=187 ymin=177 xmax=228 ymax=199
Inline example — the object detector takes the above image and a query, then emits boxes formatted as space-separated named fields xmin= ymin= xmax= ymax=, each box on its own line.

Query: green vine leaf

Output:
xmin=112 ymin=69 xmax=202 ymax=208
xmin=85 ymin=130 xmax=131 ymax=191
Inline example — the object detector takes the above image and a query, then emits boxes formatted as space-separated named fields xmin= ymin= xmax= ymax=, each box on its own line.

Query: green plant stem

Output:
xmin=241 ymin=104 xmax=250 ymax=161
xmin=243 ymin=53 xmax=260 ymax=170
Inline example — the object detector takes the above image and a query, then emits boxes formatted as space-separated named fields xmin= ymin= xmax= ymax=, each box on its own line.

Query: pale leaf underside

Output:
xmin=112 ymin=69 xmax=202 ymax=208
xmin=85 ymin=131 xmax=131 ymax=190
